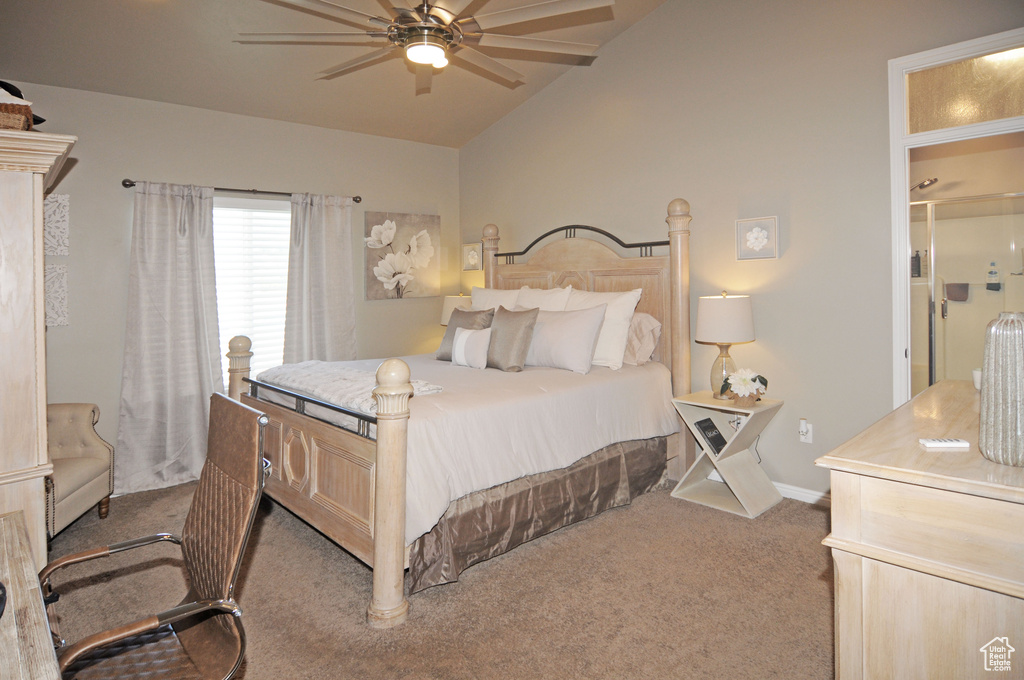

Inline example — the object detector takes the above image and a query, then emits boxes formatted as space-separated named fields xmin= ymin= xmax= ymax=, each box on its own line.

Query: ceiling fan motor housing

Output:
xmin=390 ymin=7 xmax=463 ymax=66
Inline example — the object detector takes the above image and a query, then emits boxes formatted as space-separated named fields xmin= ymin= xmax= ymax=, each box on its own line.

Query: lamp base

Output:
xmin=710 ymin=344 xmax=737 ymax=399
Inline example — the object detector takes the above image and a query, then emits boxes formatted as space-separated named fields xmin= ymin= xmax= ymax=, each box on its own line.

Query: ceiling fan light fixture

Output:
xmin=406 ymin=33 xmax=448 ymax=68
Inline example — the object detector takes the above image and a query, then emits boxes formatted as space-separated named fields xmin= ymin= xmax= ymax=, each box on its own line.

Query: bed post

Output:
xmin=667 ymin=199 xmax=695 ymax=472
xmin=666 ymin=199 xmax=692 ymax=396
xmin=367 ymin=358 xmax=413 ymax=628
xmin=227 ymin=335 xmax=253 ymax=401
xmin=482 ymin=223 xmax=499 ymax=289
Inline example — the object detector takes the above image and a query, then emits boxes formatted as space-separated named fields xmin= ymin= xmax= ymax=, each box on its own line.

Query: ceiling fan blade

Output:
xmin=415 ymin=63 xmax=433 ymax=95
xmin=390 ymin=6 xmax=424 ymax=21
xmin=451 ymin=46 xmax=526 ymax=84
xmin=316 ymin=46 xmax=396 ymax=79
xmin=474 ymin=33 xmax=598 ymax=56
xmin=466 ymin=0 xmax=614 ymax=31
xmin=274 ymin=0 xmax=393 ymax=27
xmin=236 ymin=31 xmax=387 ymax=44
xmin=433 ymin=0 xmax=474 ymax=17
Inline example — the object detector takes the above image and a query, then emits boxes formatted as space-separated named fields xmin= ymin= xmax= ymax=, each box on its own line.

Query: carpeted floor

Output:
xmin=48 ymin=484 xmax=834 ymax=679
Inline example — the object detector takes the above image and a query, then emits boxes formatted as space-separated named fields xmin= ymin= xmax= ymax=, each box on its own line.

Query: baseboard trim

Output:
xmin=700 ymin=471 xmax=830 ymax=508
xmin=775 ymin=482 xmax=831 ymax=508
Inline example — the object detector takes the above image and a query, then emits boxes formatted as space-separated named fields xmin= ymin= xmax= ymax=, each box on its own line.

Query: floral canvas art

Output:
xmin=364 ymin=212 xmax=441 ymax=300
xmin=736 ymin=216 xmax=778 ymax=260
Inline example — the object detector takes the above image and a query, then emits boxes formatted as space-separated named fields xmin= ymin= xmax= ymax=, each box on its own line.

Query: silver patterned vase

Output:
xmin=979 ymin=312 xmax=1024 ymax=467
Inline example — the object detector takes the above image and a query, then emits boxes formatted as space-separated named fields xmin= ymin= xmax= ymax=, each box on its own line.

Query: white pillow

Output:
xmin=622 ymin=312 xmax=662 ymax=366
xmin=516 ymin=286 xmax=572 ymax=312
xmin=564 ymin=288 xmax=643 ymax=370
xmin=525 ymin=305 xmax=607 ymax=374
xmin=471 ymin=286 xmax=520 ymax=311
xmin=451 ymin=327 xmax=491 ymax=369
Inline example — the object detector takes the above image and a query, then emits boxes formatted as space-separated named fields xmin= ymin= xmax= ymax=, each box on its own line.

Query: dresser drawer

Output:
xmin=827 ymin=470 xmax=1024 ymax=596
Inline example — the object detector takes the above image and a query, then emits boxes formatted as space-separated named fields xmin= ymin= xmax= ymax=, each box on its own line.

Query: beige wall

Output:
xmin=459 ymin=0 xmax=1024 ymax=495
xmin=26 ymin=83 xmax=460 ymax=446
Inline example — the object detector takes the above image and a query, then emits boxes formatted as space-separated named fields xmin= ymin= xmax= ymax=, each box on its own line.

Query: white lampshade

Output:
xmin=440 ymin=295 xmax=471 ymax=325
xmin=695 ymin=293 xmax=755 ymax=344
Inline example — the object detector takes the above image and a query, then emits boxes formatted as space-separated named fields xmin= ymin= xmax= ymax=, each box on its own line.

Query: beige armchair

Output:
xmin=46 ymin=403 xmax=114 ymax=537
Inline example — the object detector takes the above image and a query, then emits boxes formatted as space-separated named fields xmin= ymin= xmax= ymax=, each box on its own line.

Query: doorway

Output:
xmin=890 ymin=27 xmax=1024 ymax=407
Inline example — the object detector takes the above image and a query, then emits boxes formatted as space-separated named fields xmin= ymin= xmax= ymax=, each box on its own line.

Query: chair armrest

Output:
xmin=57 ymin=598 xmax=242 ymax=674
xmin=39 ymin=533 xmax=181 ymax=583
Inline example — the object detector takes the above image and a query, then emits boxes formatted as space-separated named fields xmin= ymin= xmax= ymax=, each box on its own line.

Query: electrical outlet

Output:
xmin=799 ymin=421 xmax=813 ymax=444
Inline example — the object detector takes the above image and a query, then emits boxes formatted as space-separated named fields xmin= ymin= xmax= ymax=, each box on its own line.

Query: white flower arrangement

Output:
xmin=365 ymin=219 xmax=434 ymax=299
xmin=745 ymin=226 xmax=769 ymax=252
xmin=721 ymin=368 xmax=768 ymax=398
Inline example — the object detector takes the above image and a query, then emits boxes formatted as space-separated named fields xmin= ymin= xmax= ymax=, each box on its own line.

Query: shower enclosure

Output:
xmin=910 ymin=192 xmax=1024 ymax=396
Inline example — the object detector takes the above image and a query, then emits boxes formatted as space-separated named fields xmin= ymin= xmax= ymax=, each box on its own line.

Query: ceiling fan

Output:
xmin=238 ymin=0 xmax=615 ymax=88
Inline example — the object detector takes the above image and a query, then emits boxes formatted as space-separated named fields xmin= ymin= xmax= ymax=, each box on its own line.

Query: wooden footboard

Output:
xmin=232 ymin=350 xmax=412 ymax=629
xmin=240 ymin=396 xmax=377 ymax=564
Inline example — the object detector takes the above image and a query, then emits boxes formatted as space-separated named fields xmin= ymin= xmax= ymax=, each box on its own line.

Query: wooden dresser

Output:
xmin=817 ymin=380 xmax=1024 ymax=679
xmin=0 ymin=131 xmax=76 ymax=569
xmin=0 ymin=510 xmax=60 ymax=678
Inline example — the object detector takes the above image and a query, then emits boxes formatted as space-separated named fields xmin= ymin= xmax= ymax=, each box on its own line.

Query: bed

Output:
xmin=227 ymin=198 xmax=696 ymax=627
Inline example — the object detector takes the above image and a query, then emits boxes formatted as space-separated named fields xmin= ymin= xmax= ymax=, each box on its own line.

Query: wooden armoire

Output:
xmin=0 ymin=130 xmax=76 ymax=568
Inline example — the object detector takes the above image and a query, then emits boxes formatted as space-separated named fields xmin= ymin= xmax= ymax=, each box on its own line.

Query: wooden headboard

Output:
xmin=481 ymin=199 xmax=693 ymax=400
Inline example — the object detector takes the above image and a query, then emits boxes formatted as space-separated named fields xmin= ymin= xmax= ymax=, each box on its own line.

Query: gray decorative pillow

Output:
xmin=436 ymin=308 xmax=494 ymax=361
xmin=487 ymin=306 xmax=539 ymax=372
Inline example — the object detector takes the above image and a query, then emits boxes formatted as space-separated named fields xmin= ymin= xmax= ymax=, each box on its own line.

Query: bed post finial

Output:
xmin=227 ymin=336 xmax=253 ymax=401
xmin=668 ymin=198 xmax=691 ymax=219
xmin=482 ymin=223 xmax=500 ymax=289
xmin=368 ymin=358 xmax=413 ymax=628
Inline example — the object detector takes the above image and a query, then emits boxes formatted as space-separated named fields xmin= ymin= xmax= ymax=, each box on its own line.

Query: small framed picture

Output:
xmin=736 ymin=216 xmax=778 ymax=260
xmin=462 ymin=242 xmax=482 ymax=271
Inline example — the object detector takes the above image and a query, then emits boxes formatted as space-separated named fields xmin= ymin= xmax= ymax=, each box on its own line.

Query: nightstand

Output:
xmin=671 ymin=391 xmax=783 ymax=518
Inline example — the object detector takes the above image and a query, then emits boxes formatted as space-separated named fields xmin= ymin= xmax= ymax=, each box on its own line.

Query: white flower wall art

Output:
xmin=736 ymin=216 xmax=778 ymax=260
xmin=44 ymin=193 xmax=70 ymax=256
xmin=364 ymin=212 xmax=441 ymax=300
xmin=45 ymin=264 xmax=69 ymax=326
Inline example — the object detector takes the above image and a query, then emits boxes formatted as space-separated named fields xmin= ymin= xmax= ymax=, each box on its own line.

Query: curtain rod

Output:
xmin=121 ymin=178 xmax=361 ymax=203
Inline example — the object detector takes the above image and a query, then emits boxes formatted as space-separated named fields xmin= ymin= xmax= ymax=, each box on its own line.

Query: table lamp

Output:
xmin=440 ymin=294 xmax=471 ymax=325
xmin=695 ymin=291 xmax=755 ymax=399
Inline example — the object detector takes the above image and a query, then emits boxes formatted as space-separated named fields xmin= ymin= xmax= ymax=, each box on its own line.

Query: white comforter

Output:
xmin=257 ymin=361 xmax=443 ymax=414
xmin=258 ymin=355 xmax=679 ymax=544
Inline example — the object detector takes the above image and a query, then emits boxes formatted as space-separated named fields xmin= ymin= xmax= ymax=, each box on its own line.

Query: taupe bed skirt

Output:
xmin=408 ymin=436 xmax=668 ymax=593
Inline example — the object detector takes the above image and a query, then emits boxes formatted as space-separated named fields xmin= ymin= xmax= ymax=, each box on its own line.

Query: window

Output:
xmin=213 ymin=197 xmax=291 ymax=386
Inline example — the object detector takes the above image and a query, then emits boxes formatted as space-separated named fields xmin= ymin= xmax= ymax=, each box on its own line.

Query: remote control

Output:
xmin=918 ymin=438 xmax=970 ymax=449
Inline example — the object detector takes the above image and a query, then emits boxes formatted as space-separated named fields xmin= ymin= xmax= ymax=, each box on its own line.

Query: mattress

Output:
xmin=256 ymin=354 xmax=679 ymax=544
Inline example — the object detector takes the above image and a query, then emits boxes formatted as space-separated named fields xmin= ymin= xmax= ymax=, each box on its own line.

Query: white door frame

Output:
xmin=890 ymin=27 xmax=1024 ymax=409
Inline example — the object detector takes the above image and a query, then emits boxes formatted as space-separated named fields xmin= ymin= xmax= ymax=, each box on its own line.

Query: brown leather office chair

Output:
xmin=40 ymin=394 xmax=269 ymax=680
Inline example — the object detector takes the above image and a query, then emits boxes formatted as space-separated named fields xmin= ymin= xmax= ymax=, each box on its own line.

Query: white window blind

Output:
xmin=213 ymin=197 xmax=291 ymax=386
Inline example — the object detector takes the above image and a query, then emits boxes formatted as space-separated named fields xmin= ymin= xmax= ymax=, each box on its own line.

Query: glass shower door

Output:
xmin=912 ymin=194 xmax=1024 ymax=396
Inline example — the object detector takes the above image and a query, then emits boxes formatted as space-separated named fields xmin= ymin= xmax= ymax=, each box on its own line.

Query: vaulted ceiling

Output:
xmin=2 ymin=0 xmax=667 ymax=147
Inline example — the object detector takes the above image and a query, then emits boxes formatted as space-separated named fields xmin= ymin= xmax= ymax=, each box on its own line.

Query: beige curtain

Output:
xmin=283 ymin=194 xmax=357 ymax=363
xmin=115 ymin=182 xmax=222 ymax=494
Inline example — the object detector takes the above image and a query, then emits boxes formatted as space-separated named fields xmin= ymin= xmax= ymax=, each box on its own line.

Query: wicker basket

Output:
xmin=726 ymin=390 xmax=761 ymax=408
xmin=0 ymin=104 xmax=32 ymax=130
